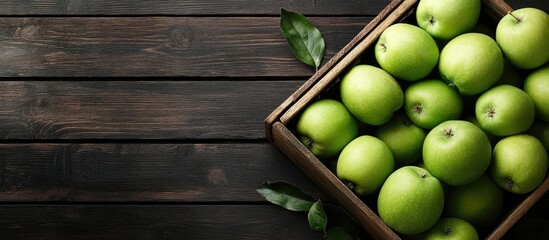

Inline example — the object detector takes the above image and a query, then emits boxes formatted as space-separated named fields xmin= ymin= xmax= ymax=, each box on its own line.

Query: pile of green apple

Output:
xmin=295 ymin=0 xmax=549 ymax=238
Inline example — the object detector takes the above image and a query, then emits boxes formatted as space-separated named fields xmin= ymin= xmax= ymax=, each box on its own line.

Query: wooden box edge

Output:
xmin=264 ymin=0 xmax=547 ymax=238
xmin=264 ymin=0 xmax=406 ymax=142
xmin=271 ymin=121 xmax=400 ymax=240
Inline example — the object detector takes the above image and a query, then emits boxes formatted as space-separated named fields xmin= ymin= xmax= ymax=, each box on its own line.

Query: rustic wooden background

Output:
xmin=0 ymin=0 xmax=546 ymax=239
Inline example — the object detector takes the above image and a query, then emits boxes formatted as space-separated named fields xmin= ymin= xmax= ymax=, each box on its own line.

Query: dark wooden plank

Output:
xmin=0 ymin=0 xmax=542 ymax=15
xmin=0 ymin=17 xmax=369 ymax=77
xmin=0 ymin=0 xmax=390 ymax=16
xmin=0 ymin=143 xmax=322 ymax=202
xmin=506 ymin=0 xmax=549 ymax=12
xmin=0 ymin=81 xmax=303 ymax=139
xmin=0 ymin=205 xmax=323 ymax=240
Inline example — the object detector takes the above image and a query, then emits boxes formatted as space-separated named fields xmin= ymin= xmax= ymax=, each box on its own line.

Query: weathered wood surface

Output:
xmin=0 ymin=143 xmax=321 ymax=202
xmin=0 ymin=17 xmax=369 ymax=77
xmin=0 ymin=205 xmax=322 ymax=240
xmin=0 ymin=81 xmax=303 ymax=139
xmin=0 ymin=0 xmax=391 ymax=16
xmin=0 ymin=0 xmax=545 ymax=15
xmin=0 ymin=0 xmax=546 ymax=239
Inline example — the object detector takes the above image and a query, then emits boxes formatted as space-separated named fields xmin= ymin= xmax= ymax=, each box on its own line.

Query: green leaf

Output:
xmin=308 ymin=199 xmax=328 ymax=232
xmin=280 ymin=8 xmax=325 ymax=69
xmin=324 ymin=227 xmax=354 ymax=240
xmin=256 ymin=181 xmax=315 ymax=211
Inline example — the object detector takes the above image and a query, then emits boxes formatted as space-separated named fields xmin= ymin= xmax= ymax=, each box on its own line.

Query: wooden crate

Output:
xmin=265 ymin=0 xmax=549 ymax=239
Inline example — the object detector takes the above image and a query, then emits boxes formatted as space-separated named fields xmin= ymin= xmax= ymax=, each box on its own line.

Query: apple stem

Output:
xmin=428 ymin=15 xmax=436 ymax=25
xmin=507 ymin=11 xmax=522 ymax=23
xmin=379 ymin=43 xmax=387 ymax=52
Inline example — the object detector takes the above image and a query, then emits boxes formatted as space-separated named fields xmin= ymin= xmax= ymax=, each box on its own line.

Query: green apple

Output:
xmin=375 ymin=113 xmax=427 ymax=166
xmin=496 ymin=8 xmax=549 ymax=69
xmin=404 ymin=79 xmax=463 ymax=129
xmin=421 ymin=218 xmax=479 ymax=240
xmin=296 ymin=99 xmax=359 ymax=159
xmin=377 ymin=166 xmax=444 ymax=235
xmin=475 ymin=85 xmax=535 ymax=136
xmin=423 ymin=120 xmax=492 ymax=186
xmin=340 ymin=65 xmax=404 ymax=125
xmin=491 ymin=134 xmax=548 ymax=194
xmin=337 ymin=135 xmax=394 ymax=196
xmin=416 ymin=0 xmax=481 ymax=40
xmin=444 ymin=174 xmax=503 ymax=228
xmin=439 ymin=33 xmax=504 ymax=95
xmin=375 ymin=23 xmax=439 ymax=81
xmin=524 ymin=65 xmax=549 ymax=121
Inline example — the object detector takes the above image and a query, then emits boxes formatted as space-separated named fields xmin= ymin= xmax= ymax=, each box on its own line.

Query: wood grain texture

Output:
xmin=271 ymin=121 xmax=400 ymax=240
xmin=279 ymin=0 xmax=416 ymax=127
xmin=0 ymin=17 xmax=369 ymax=77
xmin=0 ymin=205 xmax=323 ymax=240
xmin=265 ymin=0 xmax=405 ymax=141
xmin=0 ymin=81 xmax=303 ymax=139
xmin=0 ymin=0 xmax=391 ymax=15
xmin=265 ymin=1 xmax=549 ymax=239
xmin=0 ymin=1 xmax=545 ymax=239
xmin=0 ymin=143 xmax=322 ymax=202
xmin=1 ymin=0 xmax=543 ymax=15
